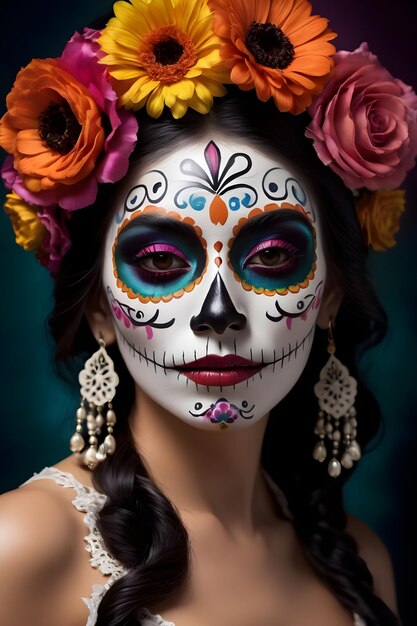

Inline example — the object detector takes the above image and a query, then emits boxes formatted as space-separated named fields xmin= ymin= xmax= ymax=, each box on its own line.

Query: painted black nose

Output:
xmin=190 ymin=273 xmax=247 ymax=335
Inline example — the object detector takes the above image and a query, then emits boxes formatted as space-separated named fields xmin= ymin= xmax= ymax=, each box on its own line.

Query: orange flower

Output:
xmin=208 ymin=0 xmax=336 ymax=114
xmin=0 ymin=58 xmax=105 ymax=194
xmin=356 ymin=190 xmax=406 ymax=251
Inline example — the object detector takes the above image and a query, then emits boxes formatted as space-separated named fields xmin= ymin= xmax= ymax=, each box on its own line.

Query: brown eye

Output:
xmin=140 ymin=252 xmax=188 ymax=271
xmin=248 ymin=248 xmax=290 ymax=268
xmin=152 ymin=253 xmax=174 ymax=270
xmin=256 ymin=249 xmax=288 ymax=267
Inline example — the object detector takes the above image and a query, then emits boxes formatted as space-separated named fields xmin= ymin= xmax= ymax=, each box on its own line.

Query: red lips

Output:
xmin=176 ymin=354 xmax=263 ymax=386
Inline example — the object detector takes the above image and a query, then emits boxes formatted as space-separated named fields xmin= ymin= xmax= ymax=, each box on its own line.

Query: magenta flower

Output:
xmin=37 ymin=208 xmax=71 ymax=275
xmin=205 ymin=400 xmax=239 ymax=425
xmin=60 ymin=29 xmax=138 ymax=187
xmin=306 ymin=43 xmax=417 ymax=190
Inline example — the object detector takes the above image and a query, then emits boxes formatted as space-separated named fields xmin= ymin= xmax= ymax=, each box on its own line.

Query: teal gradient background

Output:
xmin=0 ymin=1 xmax=416 ymax=624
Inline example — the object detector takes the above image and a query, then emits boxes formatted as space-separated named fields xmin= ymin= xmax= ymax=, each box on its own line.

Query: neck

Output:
xmin=129 ymin=388 xmax=276 ymax=535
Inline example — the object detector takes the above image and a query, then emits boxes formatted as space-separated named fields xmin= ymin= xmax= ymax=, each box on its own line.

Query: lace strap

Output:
xmin=21 ymin=467 xmax=127 ymax=580
xmin=22 ymin=466 xmax=106 ymax=508
xmin=137 ymin=608 xmax=176 ymax=625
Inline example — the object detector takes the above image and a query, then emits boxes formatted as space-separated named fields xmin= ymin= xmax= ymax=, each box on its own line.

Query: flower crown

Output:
xmin=1 ymin=0 xmax=416 ymax=273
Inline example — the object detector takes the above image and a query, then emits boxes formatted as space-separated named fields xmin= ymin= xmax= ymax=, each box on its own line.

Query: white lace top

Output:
xmin=21 ymin=467 xmax=366 ymax=626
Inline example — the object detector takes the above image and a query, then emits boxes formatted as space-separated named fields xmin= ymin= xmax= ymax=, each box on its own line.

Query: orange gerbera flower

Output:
xmin=208 ymin=0 xmax=336 ymax=114
xmin=0 ymin=58 xmax=104 ymax=194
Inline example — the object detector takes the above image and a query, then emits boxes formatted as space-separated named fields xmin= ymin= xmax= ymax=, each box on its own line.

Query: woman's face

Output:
xmin=102 ymin=133 xmax=327 ymax=430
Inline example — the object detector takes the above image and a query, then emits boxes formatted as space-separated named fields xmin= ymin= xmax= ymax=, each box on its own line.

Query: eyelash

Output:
xmin=134 ymin=243 xmax=187 ymax=262
xmin=243 ymin=238 xmax=300 ymax=274
xmin=133 ymin=243 xmax=190 ymax=283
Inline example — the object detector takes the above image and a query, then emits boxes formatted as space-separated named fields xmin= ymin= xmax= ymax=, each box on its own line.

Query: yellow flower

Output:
xmin=99 ymin=0 xmax=229 ymax=118
xmin=356 ymin=189 xmax=406 ymax=251
xmin=4 ymin=192 xmax=46 ymax=252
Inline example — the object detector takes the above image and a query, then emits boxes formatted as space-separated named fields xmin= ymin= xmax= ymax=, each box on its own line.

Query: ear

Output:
xmin=85 ymin=288 xmax=116 ymax=345
xmin=316 ymin=279 xmax=344 ymax=330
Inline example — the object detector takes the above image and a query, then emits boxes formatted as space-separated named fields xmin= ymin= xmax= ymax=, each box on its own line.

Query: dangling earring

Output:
xmin=69 ymin=337 xmax=119 ymax=469
xmin=312 ymin=321 xmax=361 ymax=478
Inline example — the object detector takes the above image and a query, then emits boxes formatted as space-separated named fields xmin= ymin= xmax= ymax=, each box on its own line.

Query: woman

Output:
xmin=0 ymin=1 xmax=414 ymax=624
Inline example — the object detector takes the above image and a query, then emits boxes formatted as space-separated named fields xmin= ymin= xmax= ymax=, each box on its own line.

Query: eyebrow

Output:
xmin=234 ymin=207 xmax=314 ymax=238
xmin=118 ymin=210 xmax=197 ymax=238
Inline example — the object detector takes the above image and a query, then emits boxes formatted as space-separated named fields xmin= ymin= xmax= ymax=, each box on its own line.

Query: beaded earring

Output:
xmin=69 ymin=338 xmax=119 ymax=469
xmin=312 ymin=322 xmax=361 ymax=477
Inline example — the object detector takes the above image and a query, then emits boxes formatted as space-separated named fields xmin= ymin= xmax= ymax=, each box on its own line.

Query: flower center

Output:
xmin=246 ymin=21 xmax=295 ymax=70
xmin=153 ymin=37 xmax=184 ymax=66
xmin=139 ymin=25 xmax=198 ymax=83
xmin=38 ymin=101 xmax=81 ymax=154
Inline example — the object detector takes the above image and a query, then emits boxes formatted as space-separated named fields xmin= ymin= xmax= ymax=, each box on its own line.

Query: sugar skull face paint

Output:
xmin=102 ymin=134 xmax=327 ymax=430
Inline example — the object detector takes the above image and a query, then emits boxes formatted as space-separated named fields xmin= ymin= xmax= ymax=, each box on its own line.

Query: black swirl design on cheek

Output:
xmin=107 ymin=287 xmax=175 ymax=329
xmin=265 ymin=280 xmax=323 ymax=324
xmin=116 ymin=170 xmax=168 ymax=223
xmin=262 ymin=168 xmax=315 ymax=221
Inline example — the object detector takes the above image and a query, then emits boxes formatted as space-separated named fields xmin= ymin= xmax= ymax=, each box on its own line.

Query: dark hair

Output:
xmin=50 ymin=87 xmax=399 ymax=625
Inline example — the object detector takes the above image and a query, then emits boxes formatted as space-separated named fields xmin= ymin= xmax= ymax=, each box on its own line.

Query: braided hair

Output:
xmin=50 ymin=88 xmax=399 ymax=625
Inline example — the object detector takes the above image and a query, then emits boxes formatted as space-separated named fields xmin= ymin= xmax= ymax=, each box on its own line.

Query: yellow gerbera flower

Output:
xmin=99 ymin=0 xmax=229 ymax=118
xmin=4 ymin=192 xmax=46 ymax=252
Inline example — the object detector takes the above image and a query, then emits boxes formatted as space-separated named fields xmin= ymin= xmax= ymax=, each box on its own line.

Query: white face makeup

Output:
xmin=102 ymin=134 xmax=327 ymax=430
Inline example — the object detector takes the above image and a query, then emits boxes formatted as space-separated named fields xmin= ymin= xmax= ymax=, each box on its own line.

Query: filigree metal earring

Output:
xmin=69 ymin=338 xmax=119 ymax=469
xmin=312 ymin=321 xmax=361 ymax=478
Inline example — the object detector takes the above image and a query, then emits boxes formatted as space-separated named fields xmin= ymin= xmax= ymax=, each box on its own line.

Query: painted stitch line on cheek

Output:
xmin=117 ymin=324 xmax=315 ymax=386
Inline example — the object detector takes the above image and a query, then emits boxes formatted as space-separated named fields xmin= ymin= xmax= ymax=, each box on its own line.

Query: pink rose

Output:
xmin=37 ymin=208 xmax=71 ymax=275
xmin=306 ymin=43 xmax=417 ymax=190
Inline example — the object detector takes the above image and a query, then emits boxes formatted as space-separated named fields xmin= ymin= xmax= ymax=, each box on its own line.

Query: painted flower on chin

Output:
xmin=98 ymin=0 xmax=229 ymax=118
xmin=208 ymin=0 xmax=336 ymax=114
xmin=205 ymin=400 xmax=239 ymax=426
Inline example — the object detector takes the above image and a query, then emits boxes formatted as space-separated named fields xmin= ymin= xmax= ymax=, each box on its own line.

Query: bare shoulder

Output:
xmin=0 ymin=479 xmax=78 ymax=563
xmin=346 ymin=513 xmax=398 ymax=615
xmin=0 ymin=480 xmax=82 ymax=626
